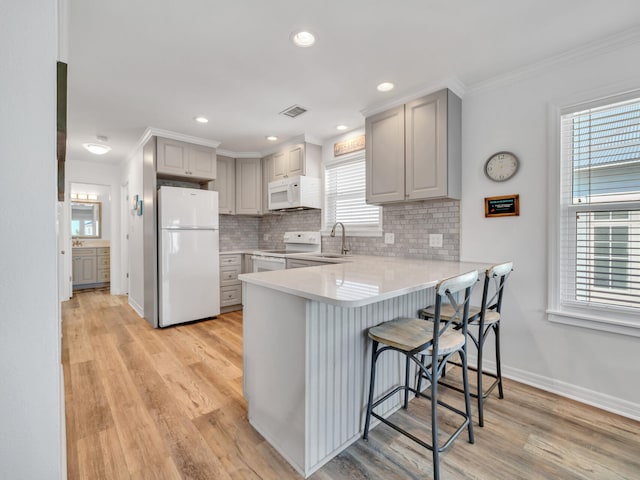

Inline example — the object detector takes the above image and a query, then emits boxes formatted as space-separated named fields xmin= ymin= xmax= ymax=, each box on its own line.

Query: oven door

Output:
xmin=251 ymin=255 xmax=286 ymax=272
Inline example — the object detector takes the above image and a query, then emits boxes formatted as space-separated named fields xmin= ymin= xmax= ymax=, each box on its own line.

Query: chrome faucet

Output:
xmin=330 ymin=222 xmax=350 ymax=255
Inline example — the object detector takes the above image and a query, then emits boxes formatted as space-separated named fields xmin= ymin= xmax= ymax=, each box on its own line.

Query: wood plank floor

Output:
xmin=63 ymin=289 xmax=640 ymax=479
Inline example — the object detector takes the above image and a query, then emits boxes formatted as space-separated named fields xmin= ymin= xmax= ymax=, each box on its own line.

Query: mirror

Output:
xmin=71 ymin=201 xmax=101 ymax=238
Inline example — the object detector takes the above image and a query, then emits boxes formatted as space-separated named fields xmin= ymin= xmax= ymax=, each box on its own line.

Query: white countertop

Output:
xmin=239 ymin=256 xmax=492 ymax=307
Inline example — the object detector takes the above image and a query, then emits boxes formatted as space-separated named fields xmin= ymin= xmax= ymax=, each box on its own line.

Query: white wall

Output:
xmin=67 ymin=160 xmax=123 ymax=294
xmin=123 ymin=148 xmax=145 ymax=316
xmin=0 ymin=1 xmax=63 ymax=478
xmin=461 ymin=38 xmax=640 ymax=417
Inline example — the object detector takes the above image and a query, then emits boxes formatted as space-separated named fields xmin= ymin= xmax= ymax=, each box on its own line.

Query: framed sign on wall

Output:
xmin=485 ymin=194 xmax=520 ymax=217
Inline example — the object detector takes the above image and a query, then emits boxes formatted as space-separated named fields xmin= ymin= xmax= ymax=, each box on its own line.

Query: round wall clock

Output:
xmin=484 ymin=151 xmax=519 ymax=182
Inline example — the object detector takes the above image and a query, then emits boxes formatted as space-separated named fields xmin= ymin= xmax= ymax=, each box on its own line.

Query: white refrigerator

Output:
xmin=158 ymin=186 xmax=220 ymax=327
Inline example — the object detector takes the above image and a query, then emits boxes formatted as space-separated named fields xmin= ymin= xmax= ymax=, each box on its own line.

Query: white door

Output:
xmin=159 ymin=229 xmax=220 ymax=327
xmin=121 ymin=183 xmax=130 ymax=295
xmin=57 ymin=199 xmax=71 ymax=301
xmin=158 ymin=186 xmax=218 ymax=228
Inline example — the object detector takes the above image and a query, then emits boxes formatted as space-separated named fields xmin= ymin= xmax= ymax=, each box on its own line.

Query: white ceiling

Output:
xmin=66 ymin=0 xmax=640 ymax=164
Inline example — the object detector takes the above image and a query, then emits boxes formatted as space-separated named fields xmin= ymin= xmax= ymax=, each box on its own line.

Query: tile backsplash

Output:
xmin=219 ymin=199 xmax=459 ymax=260
xmin=219 ymin=215 xmax=260 ymax=251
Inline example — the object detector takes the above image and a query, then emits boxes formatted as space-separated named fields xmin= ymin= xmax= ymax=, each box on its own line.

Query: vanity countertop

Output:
xmin=72 ymin=240 xmax=110 ymax=248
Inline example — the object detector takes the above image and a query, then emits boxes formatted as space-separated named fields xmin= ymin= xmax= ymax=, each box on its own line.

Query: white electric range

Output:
xmin=251 ymin=231 xmax=321 ymax=272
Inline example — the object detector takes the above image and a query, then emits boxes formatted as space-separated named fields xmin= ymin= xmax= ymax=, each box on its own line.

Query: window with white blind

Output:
xmin=323 ymin=154 xmax=382 ymax=236
xmin=555 ymin=94 xmax=640 ymax=330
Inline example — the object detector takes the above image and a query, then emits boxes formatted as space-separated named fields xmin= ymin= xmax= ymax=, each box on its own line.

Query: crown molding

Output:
xmin=217 ymin=148 xmax=262 ymax=159
xmin=360 ymin=76 xmax=467 ymax=118
xmin=467 ymin=27 xmax=640 ymax=95
xmin=122 ymin=127 xmax=222 ymax=167
xmin=144 ymin=127 xmax=221 ymax=148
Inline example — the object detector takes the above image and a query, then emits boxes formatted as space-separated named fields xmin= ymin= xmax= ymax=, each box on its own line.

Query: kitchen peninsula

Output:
xmin=239 ymin=257 xmax=491 ymax=477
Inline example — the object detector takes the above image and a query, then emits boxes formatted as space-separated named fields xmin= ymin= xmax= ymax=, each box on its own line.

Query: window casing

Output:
xmin=551 ymin=93 xmax=640 ymax=334
xmin=322 ymin=153 xmax=382 ymax=236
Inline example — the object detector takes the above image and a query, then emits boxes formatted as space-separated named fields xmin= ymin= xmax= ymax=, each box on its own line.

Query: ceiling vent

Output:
xmin=280 ymin=105 xmax=308 ymax=118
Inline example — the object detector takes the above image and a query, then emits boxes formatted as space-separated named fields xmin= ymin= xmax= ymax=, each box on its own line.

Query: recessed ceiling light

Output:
xmin=82 ymin=143 xmax=111 ymax=155
xmin=377 ymin=82 xmax=395 ymax=92
xmin=336 ymin=125 xmax=348 ymax=131
xmin=291 ymin=31 xmax=316 ymax=48
xmin=194 ymin=116 xmax=209 ymax=123
xmin=266 ymin=136 xmax=278 ymax=141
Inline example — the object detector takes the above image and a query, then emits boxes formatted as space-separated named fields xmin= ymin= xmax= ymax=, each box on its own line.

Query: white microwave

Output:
xmin=268 ymin=175 xmax=321 ymax=211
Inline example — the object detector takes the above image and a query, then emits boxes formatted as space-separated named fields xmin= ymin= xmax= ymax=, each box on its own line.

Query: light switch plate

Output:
xmin=384 ymin=233 xmax=395 ymax=244
xmin=429 ymin=234 xmax=443 ymax=248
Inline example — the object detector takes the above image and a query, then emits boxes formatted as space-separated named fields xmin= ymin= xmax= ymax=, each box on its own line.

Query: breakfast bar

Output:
xmin=239 ymin=257 xmax=491 ymax=477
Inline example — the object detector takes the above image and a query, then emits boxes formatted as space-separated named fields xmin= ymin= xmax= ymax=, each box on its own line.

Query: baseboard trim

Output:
xmin=474 ymin=358 xmax=640 ymax=421
xmin=128 ymin=298 xmax=143 ymax=318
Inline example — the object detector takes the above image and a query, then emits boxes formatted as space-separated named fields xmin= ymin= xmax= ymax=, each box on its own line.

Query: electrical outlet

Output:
xmin=384 ymin=233 xmax=395 ymax=244
xmin=429 ymin=234 xmax=443 ymax=248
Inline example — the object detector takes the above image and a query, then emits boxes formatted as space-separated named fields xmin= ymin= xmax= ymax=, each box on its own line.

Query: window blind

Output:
xmin=324 ymin=156 xmax=381 ymax=230
xmin=560 ymin=96 xmax=640 ymax=311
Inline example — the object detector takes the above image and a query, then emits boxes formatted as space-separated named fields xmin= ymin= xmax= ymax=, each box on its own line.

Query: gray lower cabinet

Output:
xmin=365 ymin=88 xmax=461 ymax=204
xmin=220 ymin=253 xmax=243 ymax=312
xmin=286 ymin=258 xmax=331 ymax=269
xmin=72 ymin=247 xmax=110 ymax=289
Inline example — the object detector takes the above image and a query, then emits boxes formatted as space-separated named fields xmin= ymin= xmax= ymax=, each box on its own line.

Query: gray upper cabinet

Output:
xmin=268 ymin=142 xmax=321 ymax=182
xmin=262 ymin=156 xmax=271 ymax=215
xmin=210 ymin=156 xmax=235 ymax=214
xmin=235 ymin=158 xmax=262 ymax=215
xmin=365 ymin=105 xmax=405 ymax=203
xmin=156 ymin=137 xmax=216 ymax=181
xmin=365 ymin=88 xmax=461 ymax=204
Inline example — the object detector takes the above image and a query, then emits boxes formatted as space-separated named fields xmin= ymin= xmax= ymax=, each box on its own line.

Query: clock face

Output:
xmin=484 ymin=152 xmax=519 ymax=182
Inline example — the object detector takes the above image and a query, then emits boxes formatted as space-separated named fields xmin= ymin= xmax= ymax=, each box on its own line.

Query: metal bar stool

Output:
xmin=363 ymin=270 xmax=478 ymax=480
xmin=420 ymin=262 xmax=513 ymax=427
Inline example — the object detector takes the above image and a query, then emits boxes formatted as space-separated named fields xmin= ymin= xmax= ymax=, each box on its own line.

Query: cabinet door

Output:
xmin=272 ymin=151 xmax=287 ymax=180
xmin=235 ymin=158 xmax=262 ymax=215
xmin=73 ymin=255 xmax=97 ymax=285
xmin=188 ymin=144 xmax=216 ymax=180
xmin=213 ymin=156 xmax=235 ymax=214
xmin=365 ymin=105 xmax=406 ymax=204
xmin=156 ymin=137 xmax=189 ymax=176
xmin=262 ymin=156 xmax=270 ymax=213
xmin=287 ymin=144 xmax=305 ymax=177
xmin=405 ymin=90 xmax=448 ymax=199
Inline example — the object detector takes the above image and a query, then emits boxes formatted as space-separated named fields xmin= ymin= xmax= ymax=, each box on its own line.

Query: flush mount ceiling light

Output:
xmin=266 ymin=136 xmax=278 ymax=141
xmin=83 ymin=143 xmax=112 ymax=155
xmin=336 ymin=125 xmax=348 ymax=131
xmin=377 ymin=82 xmax=395 ymax=92
xmin=83 ymin=135 xmax=111 ymax=155
xmin=291 ymin=30 xmax=316 ymax=47
xmin=193 ymin=116 xmax=209 ymax=123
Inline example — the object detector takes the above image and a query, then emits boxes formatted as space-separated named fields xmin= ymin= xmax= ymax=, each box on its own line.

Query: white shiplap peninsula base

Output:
xmin=240 ymin=257 xmax=491 ymax=478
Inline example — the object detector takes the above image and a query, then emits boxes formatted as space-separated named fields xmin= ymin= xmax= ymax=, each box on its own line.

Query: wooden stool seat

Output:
xmin=368 ymin=317 xmax=465 ymax=355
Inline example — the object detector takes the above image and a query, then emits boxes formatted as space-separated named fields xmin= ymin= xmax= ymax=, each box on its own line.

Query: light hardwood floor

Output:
xmin=63 ymin=289 xmax=640 ymax=479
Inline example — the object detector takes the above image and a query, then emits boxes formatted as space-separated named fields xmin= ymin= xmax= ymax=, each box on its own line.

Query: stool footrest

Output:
xmin=428 ymin=361 xmax=502 ymax=400
xmin=368 ymin=385 xmax=473 ymax=453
